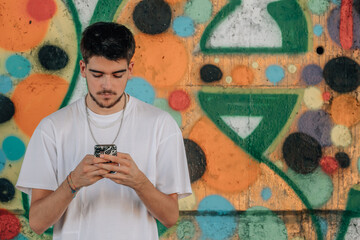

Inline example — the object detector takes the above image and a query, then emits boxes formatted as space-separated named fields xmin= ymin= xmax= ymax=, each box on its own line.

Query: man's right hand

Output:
xmin=71 ymin=154 xmax=110 ymax=189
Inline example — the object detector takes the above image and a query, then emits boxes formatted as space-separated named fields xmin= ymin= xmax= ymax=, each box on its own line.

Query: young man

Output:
xmin=16 ymin=22 xmax=192 ymax=240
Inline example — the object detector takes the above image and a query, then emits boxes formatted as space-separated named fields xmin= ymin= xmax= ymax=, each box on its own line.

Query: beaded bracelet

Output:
xmin=66 ymin=172 xmax=78 ymax=196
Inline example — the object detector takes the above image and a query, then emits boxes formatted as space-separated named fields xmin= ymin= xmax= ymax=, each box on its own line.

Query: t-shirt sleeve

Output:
xmin=16 ymin=119 xmax=58 ymax=195
xmin=155 ymin=115 xmax=192 ymax=199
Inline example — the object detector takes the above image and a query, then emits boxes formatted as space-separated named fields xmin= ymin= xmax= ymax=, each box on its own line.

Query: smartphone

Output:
xmin=94 ymin=144 xmax=117 ymax=158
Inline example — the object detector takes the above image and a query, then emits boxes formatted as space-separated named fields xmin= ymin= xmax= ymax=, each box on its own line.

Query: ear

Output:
xmin=127 ymin=61 xmax=134 ymax=78
xmin=80 ymin=60 xmax=86 ymax=78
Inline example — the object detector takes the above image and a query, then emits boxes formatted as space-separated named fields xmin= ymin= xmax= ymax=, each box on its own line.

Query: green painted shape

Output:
xmin=90 ymin=0 xmax=124 ymax=24
xmin=336 ymin=185 xmax=360 ymax=240
xmin=154 ymin=98 xmax=182 ymax=127
xmin=238 ymin=206 xmax=288 ymax=240
xmin=60 ymin=0 xmax=83 ymax=108
xmin=156 ymin=219 xmax=168 ymax=237
xmin=200 ymin=0 xmax=308 ymax=54
xmin=198 ymin=88 xmax=301 ymax=159
xmin=176 ymin=220 xmax=196 ymax=239
xmin=287 ymin=168 xmax=333 ymax=208
xmin=308 ymin=0 xmax=329 ymax=15
xmin=184 ymin=0 xmax=213 ymax=24
xmin=198 ymin=87 xmax=323 ymax=240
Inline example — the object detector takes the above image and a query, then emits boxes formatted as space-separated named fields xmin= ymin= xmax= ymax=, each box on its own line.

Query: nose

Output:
xmin=101 ymin=75 xmax=112 ymax=88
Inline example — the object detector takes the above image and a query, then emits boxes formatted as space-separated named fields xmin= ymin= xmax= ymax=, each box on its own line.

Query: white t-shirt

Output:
xmin=16 ymin=96 xmax=192 ymax=240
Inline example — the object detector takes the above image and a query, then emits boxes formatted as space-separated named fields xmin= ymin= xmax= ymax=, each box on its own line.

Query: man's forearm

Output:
xmin=29 ymin=180 xmax=75 ymax=235
xmin=134 ymin=175 xmax=179 ymax=228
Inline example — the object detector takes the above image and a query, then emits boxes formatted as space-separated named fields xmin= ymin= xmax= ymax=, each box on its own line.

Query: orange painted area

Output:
xmin=164 ymin=0 xmax=184 ymax=3
xmin=231 ymin=65 xmax=254 ymax=85
xmin=189 ymin=117 xmax=260 ymax=193
xmin=132 ymin=33 xmax=188 ymax=88
xmin=12 ymin=74 xmax=69 ymax=137
xmin=0 ymin=0 xmax=51 ymax=52
xmin=330 ymin=94 xmax=360 ymax=127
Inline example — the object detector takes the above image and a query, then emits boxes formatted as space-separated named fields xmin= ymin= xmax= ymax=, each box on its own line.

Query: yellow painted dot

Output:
xmin=304 ymin=86 xmax=324 ymax=110
xmin=288 ymin=64 xmax=297 ymax=73
xmin=226 ymin=76 xmax=232 ymax=83
xmin=331 ymin=125 xmax=352 ymax=147
xmin=179 ymin=192 xmax=196 ymax=210
xmin=252 ymin=62 xmax=259 ymax=68
xmin=214 ymin=57 xmax=220 ymax=63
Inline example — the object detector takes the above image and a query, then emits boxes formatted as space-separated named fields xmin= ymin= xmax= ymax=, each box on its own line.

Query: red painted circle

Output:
xmin=0 ymin=209 xmax=21 ymax=240
xmin=169 ymin=90 xmax=190 ymax=111
xmin=27 ymin=0 xmax=57 ymax=21
xmin=320 ymin=156 xmax=339 ymax=174
xmin=322 ymin=92 xmax=331 ymax=101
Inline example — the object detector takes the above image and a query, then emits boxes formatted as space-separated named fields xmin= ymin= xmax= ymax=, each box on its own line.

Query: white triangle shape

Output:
xmin=220 ymin=116 xmax=263 ymax=139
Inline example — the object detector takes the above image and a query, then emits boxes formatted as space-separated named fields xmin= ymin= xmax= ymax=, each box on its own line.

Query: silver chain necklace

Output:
xmin=85 ymin=93 xmax=127 ymax=145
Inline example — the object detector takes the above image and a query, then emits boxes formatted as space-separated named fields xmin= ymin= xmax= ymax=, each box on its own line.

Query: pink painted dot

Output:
xmin=169 ymin=90 xmax=190 ymax=111
xmin=320 ymin=156 xmax=339 ymax=174
xmin=27 ymin=0 xmax=57 ymax=21
xmin=322 ymin=92 xmax=331 ymax=101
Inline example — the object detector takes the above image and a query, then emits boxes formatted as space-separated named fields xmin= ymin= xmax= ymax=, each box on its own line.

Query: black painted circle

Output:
xmin=184 ymin=139 xmax=206 ymax=183
xmin=316 ymin=46 xmax=324 ymax=55
xmin=323 ymin=57 xmax=360 ymax=93
xmin=0 ymin=95 xmax=15 ymax=124
xmin=133 ymin=0 xmax=172 ymax=35
xmin=0 ymin=178 xmax=15 ymax=203
xmin=282 ymin=132 xmax=322 ymax=174
xmin=335 ymin=152 xmax=350 ymax=168
xmin=38 ymin=45 xmax=69 ymax=70
xmin=200 ymin=64 xmax=223 ymax=83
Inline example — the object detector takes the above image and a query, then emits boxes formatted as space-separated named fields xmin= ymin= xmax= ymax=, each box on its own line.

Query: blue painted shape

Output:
xmin=173 ymin=16 xmax=195 ymax=37
xmin=314 ymin=24 xmax=324 ymax=36
xmin=318 ymin=216 xmax=328 ymax=236
xmin=0 ymin=149 xmax=6 ymax=172
xmin=261 ymin=187 xmax=272 ymax=201
xmin=266 ymin=65 xmax=285 ymax=85
xmin=5 ymin=55 xmax=31 ymax=78
xmin=0 ymin=75 xmax=13 ymax=94
xmin=125 ymin=77 xmax=155 ymax=104
xmin=196 ymin=195 xmax=236 ymax=240
xmin=331 ymin=0 xmax=341 ymax=5
xmin=13 ymin=234 xmax=29 ymax=240
xmin=2 ymin=136 xmax=26 ymax=161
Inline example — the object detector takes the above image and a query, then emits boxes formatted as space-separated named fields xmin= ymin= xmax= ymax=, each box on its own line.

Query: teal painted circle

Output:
xmin=2 ymin=136 xmax=26 ymax=161
xmin=331 ymin=0 xmax=341 ymax=5
xmin=173 ymin=16 xmax=195 ymax=37
xmin=125 ymin=77 xmax=155 ymax=104
xmin=6 ymin=55 xmax=31 ymax=78
xmin=308 ymin=0 xmax=330 ymax=15
xmin=238 ymin=206 xmax=288 ymax=240
xmin=287 ymin=168 xmax=333 ymax=208
xmin=314 ymin=24 xmax=324 ymax=36
xmin=266 ymin=65 xmax=285 ymax=85
xmin=0 ymin=149 xmax=6 ymax=172
xmin=184 ymin=0 xmax=212 ymax=24
xmin=261 ymin=187 xmax=272 ymax=201
xmin=0 ymin=75 xmax=13 ymax=94
xmin=153 ymin=98 xmax=182 ymax=127
xmin=13 ymin=234 xmax=28 ymax=240
xmin=196 ymin=195 xmax=236 ymax=240
xmin=176 ymin=220 xmax=196 ymax=239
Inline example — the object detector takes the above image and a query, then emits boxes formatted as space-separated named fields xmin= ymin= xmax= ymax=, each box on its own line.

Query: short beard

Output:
xmin=89 ymin=91 xmax=124 ymax=109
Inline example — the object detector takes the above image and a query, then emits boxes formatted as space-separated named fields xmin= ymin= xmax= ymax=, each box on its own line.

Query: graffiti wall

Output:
xmin=1 ymin=0 xmax=360 ymax=239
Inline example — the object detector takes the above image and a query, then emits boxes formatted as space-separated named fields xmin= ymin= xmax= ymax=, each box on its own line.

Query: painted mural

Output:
xmin=1 ymin=0 xmax=360 ymax=239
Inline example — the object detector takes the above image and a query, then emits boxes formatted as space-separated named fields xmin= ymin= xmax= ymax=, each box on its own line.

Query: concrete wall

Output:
xmin=1 ymin=0 xmax=360 ymax=239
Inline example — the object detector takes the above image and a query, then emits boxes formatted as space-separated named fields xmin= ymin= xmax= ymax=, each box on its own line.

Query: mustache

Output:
xmin=97 ymin=90 xmax=116 ymax=95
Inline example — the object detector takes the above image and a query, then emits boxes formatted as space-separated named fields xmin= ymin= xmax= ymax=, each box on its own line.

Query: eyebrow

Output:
xmin=89 ymin=69 xmax=127 ymax=74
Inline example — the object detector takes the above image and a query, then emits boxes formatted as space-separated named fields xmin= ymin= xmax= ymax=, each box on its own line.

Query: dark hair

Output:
xmin=80 ymin=22 xmax=135 ymax=64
